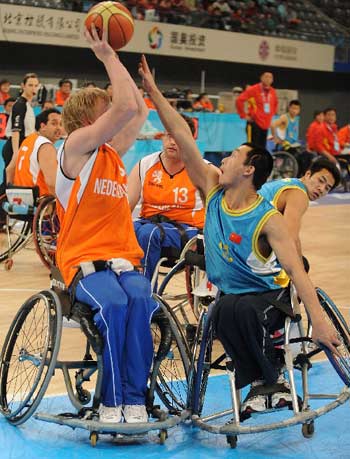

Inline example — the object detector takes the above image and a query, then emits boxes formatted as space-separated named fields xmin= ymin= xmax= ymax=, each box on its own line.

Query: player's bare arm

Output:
xmin=127 ymin=162 xmax=142 ymax=211
xmin=262 ymin=213 xmax=340 ymax=353
xmin=63 ymin=25 xmax=138 ymax=177
xmin=38 ymin=143 xmax=58 ymax=195
xmin=138 ymin=54 xmax=219 ymax=198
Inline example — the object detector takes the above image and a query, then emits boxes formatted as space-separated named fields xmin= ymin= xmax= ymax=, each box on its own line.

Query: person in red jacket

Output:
xmin=306 ymin=110 xmax=324 ymax=152
xmin=312 ymin=108 xmax=339 ymax=164
xmin=338 ymin=123 xmax=350 ymax=151
xmin=236 ymin=72 xmax=278 ymax=148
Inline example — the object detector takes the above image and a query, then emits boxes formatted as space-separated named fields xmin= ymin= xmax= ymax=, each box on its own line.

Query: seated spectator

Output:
xmin=211 ymin=0 xmax=232 ymax=14
xmin=306 ymin=110 xmax=324 ymax=152
xmin=13 ymin=109 xmax=62 ymax=196
xmin=128 ymin=115 xmax=206 ymax=283
xmin=193 ymin=92 xmax=214 ymax=112
xmin=0 ymin=97 xmax=16 ymax=140
xmin=41 ymin=100 xmax=55 ymax=111
xmin=0 ymin=79 xmax=11 ymax=105
xmin=338 ymin=123 xmax=350 ymax=151
xmin=176 ymin=88 xmax=194 ymax=111
xmin=55 ymin=78 xmax=72 ymax=106
xmin=81 ymin=81 xmax=97 ymax=88
xmin=138 ymin=85 xmax=156 ymax=109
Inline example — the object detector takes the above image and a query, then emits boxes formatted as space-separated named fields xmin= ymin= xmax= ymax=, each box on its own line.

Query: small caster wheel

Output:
xmin=302 ymin=421 xmax=314 ymax=438
xmin=76 ymin=388 xmax=91 ymax=404
xmin=226 ymin=435 xmax=238 ymax=448
xmin=159 ymin=429 xmax=168 ymax=444
xmin=4 ymin=258 xmax=13 ymax=270
xmin=90 ymin=431 xmax=98 ymax=447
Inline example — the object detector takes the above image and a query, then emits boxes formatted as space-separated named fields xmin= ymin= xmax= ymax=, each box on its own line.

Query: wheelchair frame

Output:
xmin=188 ymin=284 xmax=350 ymax=448
xmin=0 ymin=271 xmax=191 ymax=446
xmin=0 ymin=188 xmax=58 ymax=270
xmin=270 ymin=150 xmax=299 ymax=180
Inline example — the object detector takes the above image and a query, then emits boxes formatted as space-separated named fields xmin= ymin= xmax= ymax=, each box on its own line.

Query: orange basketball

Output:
xmin=85 ymin=1 xmax=134 ymax=51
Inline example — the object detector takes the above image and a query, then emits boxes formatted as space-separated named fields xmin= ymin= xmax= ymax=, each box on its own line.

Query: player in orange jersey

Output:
xmin=128 ymin=115 xmax=207 ymax=283
xmin=13 ymin=108 xmax=62 ymax=195
xmin=55 ymin=25 xmax=157 ymax=424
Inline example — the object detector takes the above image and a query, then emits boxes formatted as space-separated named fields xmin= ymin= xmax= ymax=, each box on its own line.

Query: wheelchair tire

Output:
xmin=190 ymin=308 xmax=214 ymax=416
xmin=270 ymin=151 xmax=299 ymax=180
xmin=316 ymin=287 xmax=350 ymax=386
xmin=0 ymin=193 xmax=33 ymax=263
xmin=0 ymin=290 xmax=62 ymax=425
xmin=32 ymin=195 xmax=59 ymax=269
xmin=151 ymin=295 xmax=191 ymax=414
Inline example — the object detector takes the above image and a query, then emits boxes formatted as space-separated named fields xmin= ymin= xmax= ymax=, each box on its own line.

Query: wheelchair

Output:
xmin=0 ymin=267 xmax=190 ymax=446
xmin=0 ymin=186 xmax=58 ymax=270
xmin=270 ymin=150 xmax=299 ymax=180
xmin=153 ymin=233 xmax=217 ymax=347
xmin=187 ymin=283 xmax=350 ymax=448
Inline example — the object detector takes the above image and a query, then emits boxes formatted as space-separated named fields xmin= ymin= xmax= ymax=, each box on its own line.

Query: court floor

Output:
xmin=0 ymin=198 xmax=349 ymax=458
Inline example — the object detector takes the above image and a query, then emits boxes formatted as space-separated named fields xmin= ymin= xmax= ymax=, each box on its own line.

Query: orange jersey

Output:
xmin=56 ymin=143 xmax=143 ymax=286
xmin=338 ymin=125 xmax=350 ymax=150
xmin=13 ymin=132 xmax=52 ymax=196
xmin=139 ymin=151 xmax=205 ymax=228
xmin=55 ymin=89 xmax=70 ymax=106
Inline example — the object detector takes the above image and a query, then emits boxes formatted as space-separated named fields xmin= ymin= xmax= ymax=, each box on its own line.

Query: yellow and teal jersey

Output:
xmin=204 ymin=186 xmax=289 ymax=294
xmin=259 ymin=178 xmax=307 ymax=208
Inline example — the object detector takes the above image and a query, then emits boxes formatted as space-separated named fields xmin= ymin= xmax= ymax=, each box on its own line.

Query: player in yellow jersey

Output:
xmin=55 ymin=26 xmax=157 ymax=424
xmin=128 ymin=115 xmax=207 ymax=282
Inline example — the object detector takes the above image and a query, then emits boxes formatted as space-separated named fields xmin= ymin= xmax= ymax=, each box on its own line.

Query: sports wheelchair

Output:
xmin=0 ymin=267 xmax=191 ymax=446
xmin=270 ymin=150 xmax=299 ymax=180
xmin=153 ymin=233 xmax=217 ymax=347
xmin=187 ymin=283 xmax=350 ymax=448
xmin=0 ymin=186 xmax=58 ymax=270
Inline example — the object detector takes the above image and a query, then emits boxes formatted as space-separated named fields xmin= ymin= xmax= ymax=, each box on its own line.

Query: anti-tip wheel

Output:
xmin=4 ymin=258 xmax=13 ymax=270
xmin=159 ymin=429 xmax=168 ymax=444
xmin=226 ymin=435 xmax=238 ymax=448
xmin=302 ymin=421 xmax=315 ymax=438
xmin=90 ymin=431 xmax=98 ymax=447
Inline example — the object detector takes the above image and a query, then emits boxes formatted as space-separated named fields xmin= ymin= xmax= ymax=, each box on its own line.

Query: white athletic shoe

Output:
xmin=241 ymin=380 xmax=267 ymax=413
xmin=271 ymin=373 xmax=292 ymax=408
xmin=99 ymin=404 xmax=122 ymax=423
xmin=123 ymin=404 xmax=148 ymax=423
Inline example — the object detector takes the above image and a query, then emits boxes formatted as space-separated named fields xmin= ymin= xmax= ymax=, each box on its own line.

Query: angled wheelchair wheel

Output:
xmin=0 ymin=290 xmax=62 ymax=425
xmin=0 ymin=193 xmax=33 ymax=263
xmin=151 ymin=294 xmax=191 ymax=414
xmin=190 ymin=308 xmax=215 ymax=416
xmin=316 ymin=287 xmax=350 ymax=386
xmin=270 ymin=151 xmax=299 ymax=180
xmin=33 ymin=195 xmax=59 ymax=269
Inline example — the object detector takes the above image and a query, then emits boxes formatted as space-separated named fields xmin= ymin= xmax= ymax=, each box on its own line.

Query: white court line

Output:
xmin=0 ymin=288 xmax=39 ymax=292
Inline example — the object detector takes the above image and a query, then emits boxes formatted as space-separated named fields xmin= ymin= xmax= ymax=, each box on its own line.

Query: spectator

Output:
xmin=338 ymin=123 xmax=350 ymax=151
xmin=2 ymin=73 xmax=39 ymax=187
xmin=176 ymin=88 xmax=194 ymax=111
xmin=81 ymin=81 xmax=97 ymax=88
xmin=55 ymin=78 xmax=73 ymax=106
xmin=0 ymin=97 xmax=16 ymax=140
xmin=236 ymin=71 xmax=278 ymax=148
xmin=42 ymin=100 xmax=55 ymax=111
xmin=0 ymin=79 xmax=11 ymax=105
xmin=312 ymin=107 xmax=339 ymax=164
xmin=138 ymin=85 xmax=156 ymax=109
xmin=306 ymin=110 xmax=324 ymax=152
xmin=193 ymin=92 xmax=214 ymax=112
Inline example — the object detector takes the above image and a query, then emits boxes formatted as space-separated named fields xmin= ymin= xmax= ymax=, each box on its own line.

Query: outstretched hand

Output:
xmin=84 ymin=24 xmax=116 ymax=63
xmin=138 ymin=55 xmax=157 ymax=95
xmin=312 ymin=318 xmax=341 ymax=356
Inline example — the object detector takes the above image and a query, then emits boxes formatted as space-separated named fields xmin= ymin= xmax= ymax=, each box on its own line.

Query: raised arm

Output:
xmin=270 ymin=114 xmax=287 ymax=144
xmin=138 ymin=55 xmax=219 ymax=198
xmin=262 ymin=213 xmax=340 ymax=353
xmin=63 ymin=25 xmax=138 ymax=177
xmin=110 ymin=72 xmax=149 ymax=156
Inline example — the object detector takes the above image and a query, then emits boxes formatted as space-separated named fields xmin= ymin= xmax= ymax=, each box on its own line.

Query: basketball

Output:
xmin=85 ymin=1 xmax=134 ymax=51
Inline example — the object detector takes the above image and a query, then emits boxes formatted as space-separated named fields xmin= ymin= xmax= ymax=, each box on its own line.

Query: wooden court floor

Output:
xmin=0 ymin=203 xmax=349 ymax=396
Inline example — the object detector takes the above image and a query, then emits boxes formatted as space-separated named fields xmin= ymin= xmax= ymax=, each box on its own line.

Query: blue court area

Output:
xmin=1 ymin=361 xmax=349 ymax=459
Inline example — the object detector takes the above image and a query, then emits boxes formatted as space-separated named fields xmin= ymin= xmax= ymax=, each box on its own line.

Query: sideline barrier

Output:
xmin=0 ymin=112 xmax=247 ymax=181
